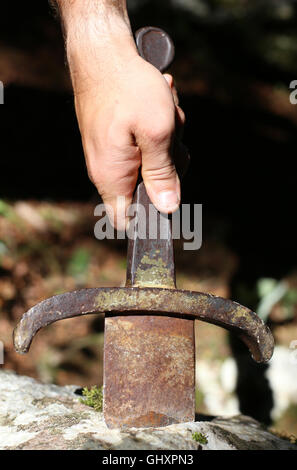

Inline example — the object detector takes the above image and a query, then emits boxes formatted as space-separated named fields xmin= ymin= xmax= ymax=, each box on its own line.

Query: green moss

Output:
xmin=80 ymin=386 xmax=103 ymax=412
xmin=192 ymin=432 xmax=208 ymax=445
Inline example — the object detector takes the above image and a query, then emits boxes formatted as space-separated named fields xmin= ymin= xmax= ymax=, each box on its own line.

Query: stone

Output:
xmin=0 ymin=370 xmax=295 ymax=450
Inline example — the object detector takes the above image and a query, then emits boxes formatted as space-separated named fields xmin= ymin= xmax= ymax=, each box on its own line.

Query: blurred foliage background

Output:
xmin=0 ymin=0 xmax=297 ymax=441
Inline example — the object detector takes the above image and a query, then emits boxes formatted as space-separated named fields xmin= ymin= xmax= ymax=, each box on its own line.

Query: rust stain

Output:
xmin=103 ymin=315 xmax=195 ymax=429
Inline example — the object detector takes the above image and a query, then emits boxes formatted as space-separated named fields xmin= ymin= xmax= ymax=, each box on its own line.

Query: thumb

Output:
xmin=140 ymin=120 xmax=181 ymax=214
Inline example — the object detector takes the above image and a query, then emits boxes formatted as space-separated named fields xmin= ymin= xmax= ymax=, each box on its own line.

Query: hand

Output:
xmin=57 ymin=2 xmax=186 ymax=229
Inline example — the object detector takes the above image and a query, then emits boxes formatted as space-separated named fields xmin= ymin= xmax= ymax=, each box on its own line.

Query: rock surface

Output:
xmin=0 ymin=370 xmax=295 ymax=450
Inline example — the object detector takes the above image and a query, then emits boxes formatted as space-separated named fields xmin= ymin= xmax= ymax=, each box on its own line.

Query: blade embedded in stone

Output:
xmin=11 ymin=26 xmax=275 ymax=430
xmin=103 ymin=182 xmax=196 ymax=428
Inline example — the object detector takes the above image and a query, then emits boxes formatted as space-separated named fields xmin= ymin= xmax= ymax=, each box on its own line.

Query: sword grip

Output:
xmin=135 ymin=26 xmax=190 ymax=183
xmin=134 ymin=26 xmax=176 ymax=191
xmin=125 ymin=28 xmax=177 ymax=288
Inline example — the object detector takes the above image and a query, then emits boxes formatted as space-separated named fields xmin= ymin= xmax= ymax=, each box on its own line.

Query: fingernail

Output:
xmin=157 ymin=190 xmax=180 ymax=213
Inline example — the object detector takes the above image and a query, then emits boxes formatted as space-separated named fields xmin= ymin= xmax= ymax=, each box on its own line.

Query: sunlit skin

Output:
xmin=54 ymin=0 xmax=186 ymax=229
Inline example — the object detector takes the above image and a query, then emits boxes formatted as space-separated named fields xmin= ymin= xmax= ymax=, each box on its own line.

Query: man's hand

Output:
xmin=55 ymin=0 xmax=185 ymax=229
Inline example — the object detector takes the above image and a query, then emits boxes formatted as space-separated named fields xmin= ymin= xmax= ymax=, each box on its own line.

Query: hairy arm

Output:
xmin=52 ymin=0 xmax=185 ymax=229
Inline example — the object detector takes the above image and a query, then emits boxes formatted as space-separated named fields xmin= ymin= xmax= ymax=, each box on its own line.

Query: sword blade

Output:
xmin=103 ymin=183 xmax=195 ymax=428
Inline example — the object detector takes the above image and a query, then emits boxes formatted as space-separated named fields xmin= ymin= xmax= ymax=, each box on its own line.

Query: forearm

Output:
xmin=52 ymin=0 xmax=137 ymax=91
xmin=54 ymin=0 xmax=131 ymax=36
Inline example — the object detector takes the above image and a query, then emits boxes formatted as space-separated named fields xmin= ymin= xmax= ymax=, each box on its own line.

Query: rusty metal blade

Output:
xmin=104 ymin=315 xmax=195 ymax=428
xmin=104 ymin=182 xmax=195 ymax=428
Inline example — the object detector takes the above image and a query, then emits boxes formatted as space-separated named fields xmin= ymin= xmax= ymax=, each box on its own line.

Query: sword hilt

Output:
xmin=126 ymin=28 xmax=177 ymax=289
xmin=13 ymin=28 xmax=274 ymax=371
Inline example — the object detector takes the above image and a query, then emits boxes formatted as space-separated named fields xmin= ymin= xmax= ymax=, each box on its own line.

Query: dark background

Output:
xmin=1 ymin=1 xmax=297 ymax=284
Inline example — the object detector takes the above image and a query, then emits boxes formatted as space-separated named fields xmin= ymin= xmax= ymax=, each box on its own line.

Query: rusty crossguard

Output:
xmin=13 ymin=27 xmax=274 ymax=429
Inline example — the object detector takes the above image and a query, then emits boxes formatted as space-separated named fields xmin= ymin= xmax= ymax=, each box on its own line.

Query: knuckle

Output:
xmin=147 ymin=120 xmax=174 ymax=145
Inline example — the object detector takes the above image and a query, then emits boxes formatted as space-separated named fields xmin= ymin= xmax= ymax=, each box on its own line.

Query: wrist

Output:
xmin=65 ymin=16 xmax=138 ymax=92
